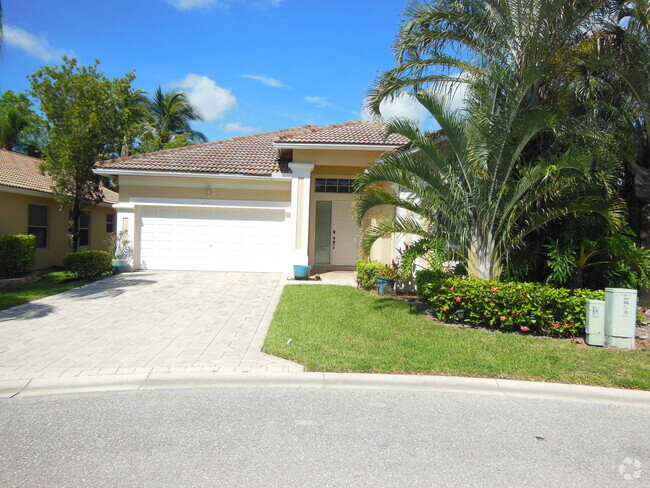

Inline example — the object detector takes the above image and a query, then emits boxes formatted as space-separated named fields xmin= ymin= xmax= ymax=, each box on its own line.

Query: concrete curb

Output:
xmin=2 ymin=372 xmax=649 ymax=407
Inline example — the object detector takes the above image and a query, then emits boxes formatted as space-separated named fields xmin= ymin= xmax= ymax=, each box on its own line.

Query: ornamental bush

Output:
xmin=0 ymin=234 xmax=36 ymax=279
xmin=63 ymin=250 xmax=112 ymax=279
xmin=356 ymin=260 xmax=384 ymax=289
xmin=417 ymin=273 xmax=604 ymax=337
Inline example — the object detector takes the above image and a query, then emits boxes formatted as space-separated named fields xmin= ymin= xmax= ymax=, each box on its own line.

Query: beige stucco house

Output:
xmin=93 ymin=121 xmax=409 ymax=275
xmin=0 ymin=149 xmax=118 ymax=269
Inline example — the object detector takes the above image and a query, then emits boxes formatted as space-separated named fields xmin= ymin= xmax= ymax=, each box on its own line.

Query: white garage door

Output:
xmin=138 ymin=206 xmax=288 ymax=272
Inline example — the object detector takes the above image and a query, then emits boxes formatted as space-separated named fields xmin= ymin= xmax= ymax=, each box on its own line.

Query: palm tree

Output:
xmin=366 ymin=0 xmax=608 ymax=117
xmin=142 ymin=86 xmax=207 ymax=149
xmin=591 ymin=0 xmax=650 ymax=246
xmin=355 ymin=71 xmax=622 ymax=280
xmin=0 ymin=90 xmax=44 ymax=156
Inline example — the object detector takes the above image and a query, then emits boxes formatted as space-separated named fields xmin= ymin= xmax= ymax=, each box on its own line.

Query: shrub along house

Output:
xmin=0 ymin=149 xmax=118 ymax=269
xmin=93 ymin=121 xmax=410 ymax=275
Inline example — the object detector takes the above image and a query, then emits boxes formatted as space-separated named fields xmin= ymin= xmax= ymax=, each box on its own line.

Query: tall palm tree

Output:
xmin=142 ymin=86 xmax=207 ymax=148
xmin=592 ymin=0 xmax=650 ymax=246
xmin=366 ymin=0 xmax=608 ymax=116
xmin=355 ymin=70 xmax=622 ymax=280
xmin=0 ymin=90 xmax=44 ymax=156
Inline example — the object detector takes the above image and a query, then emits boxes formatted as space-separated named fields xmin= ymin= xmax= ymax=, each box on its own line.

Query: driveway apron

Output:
xmin=0 ymin=271 xmax=302 ymax=381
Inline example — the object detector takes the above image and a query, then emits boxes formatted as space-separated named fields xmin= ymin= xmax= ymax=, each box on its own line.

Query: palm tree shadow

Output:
xmin=0 ymin=302 xmax=55 ymax=322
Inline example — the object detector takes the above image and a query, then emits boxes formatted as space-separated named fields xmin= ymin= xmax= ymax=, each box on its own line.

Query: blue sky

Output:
xmin=2 ymin=0 xmax=433 ymax=141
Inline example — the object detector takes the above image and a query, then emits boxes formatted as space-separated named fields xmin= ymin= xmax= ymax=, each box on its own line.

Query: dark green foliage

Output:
xmin=0 ymin=90 xmax=45 ymax=156
xmin=417 ymin=274 xmax=604 ymax=338
xmin=356 ymin=260 xmax=384 ymax=289
xmin=63 ymin=250 xmax=112 ymax=279
xmin=0 ymin=234 xmax=36 ymax=279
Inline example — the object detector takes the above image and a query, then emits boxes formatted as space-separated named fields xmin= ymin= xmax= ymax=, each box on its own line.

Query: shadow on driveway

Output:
xmin=0 ymin=274 xmax=158 ymax=321
xmin=0 ymin=302 xmax=55 ymax=322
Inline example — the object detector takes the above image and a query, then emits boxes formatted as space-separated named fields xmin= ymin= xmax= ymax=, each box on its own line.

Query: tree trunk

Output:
xmin=633 ymin=165 xmax=650 ymax=248
xmin=467 ymin=234 xmax=502 ymax=281
xmin=69 ymin=200 xmax=81 ymax=253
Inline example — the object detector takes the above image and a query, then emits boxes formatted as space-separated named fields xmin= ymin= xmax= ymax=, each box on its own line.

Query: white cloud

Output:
xmin=305 ymin=96 xmax=332 ymax=108
xmin=4 ymin=25 xmax=70 ymax=62
xmin=223 ymin=122 xmax=259 ymax=134
xmin=243 ymin=74 xmax=289 ymax=88
xmin=362 ymin=80 xmax=469 ymax=127
xmin=171 ymin=74 xmax=237 ymax=121
xmin=164 ymin=0 xmax=219 ymax=10
xmin=363 ymin=93 xmax=428 ymax=125
xmin=164 ymin=0 xmax=284 ymax=10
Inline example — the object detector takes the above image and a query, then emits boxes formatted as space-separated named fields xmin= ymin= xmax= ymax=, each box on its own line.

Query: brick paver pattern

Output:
xmin=0 ymin=271 xmax=303 ymax=381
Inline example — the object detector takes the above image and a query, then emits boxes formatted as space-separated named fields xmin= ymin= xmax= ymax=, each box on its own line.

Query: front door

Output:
xmin=314 ymin=199 xmax=359 ymax=266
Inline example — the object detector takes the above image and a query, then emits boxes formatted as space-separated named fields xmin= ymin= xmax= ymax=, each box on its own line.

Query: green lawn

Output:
xmin=0 ymin=272 xmax=88 ymax=311
xmin=264 ymin=285 xmax=650 ymax=390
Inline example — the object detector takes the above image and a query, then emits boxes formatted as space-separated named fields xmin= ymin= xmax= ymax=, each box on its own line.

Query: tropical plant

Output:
xmin=366 ymin=0 xmax=608 ymax=117
xmin=591 ymin=0 xmax=650 ymax=246
xmin=0 ymin=90 xmax=45 ymax=156
xmin=140 ymin=86 xmax=206 ymax=151
xmin=106 ymin=230 xmax=132 ymax=260
xmin=355 ymin=69 xmax=623 ymax=281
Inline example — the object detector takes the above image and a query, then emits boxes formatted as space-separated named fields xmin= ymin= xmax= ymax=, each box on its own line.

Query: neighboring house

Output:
xmin=94 ymin=121 xmax=410 ymax=275
xmin=0 ymin=149 xmax=119 ymax=269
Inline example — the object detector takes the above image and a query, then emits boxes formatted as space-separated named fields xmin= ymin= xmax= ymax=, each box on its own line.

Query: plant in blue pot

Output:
xmin=376 ymin=262 xmax=400 ymax=295
xmin=106 ymin=230 xmax=132 ymax=273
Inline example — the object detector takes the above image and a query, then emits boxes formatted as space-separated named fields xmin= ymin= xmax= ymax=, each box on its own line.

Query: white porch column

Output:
xmin=113 ymin=203 xmax=136 ymax=269
xmin=288 ymin=162 xmax=314 ymax=271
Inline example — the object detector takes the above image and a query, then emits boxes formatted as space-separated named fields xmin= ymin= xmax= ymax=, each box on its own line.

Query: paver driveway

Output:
xmin=0 ymin=271 xmax=302 ymax=381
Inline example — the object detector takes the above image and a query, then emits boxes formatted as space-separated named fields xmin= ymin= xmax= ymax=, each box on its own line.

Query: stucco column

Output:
xmin=288 ymin=162 xmax=314 ymax=269
xmin=113 ymin=203 xmax=136 ymax=269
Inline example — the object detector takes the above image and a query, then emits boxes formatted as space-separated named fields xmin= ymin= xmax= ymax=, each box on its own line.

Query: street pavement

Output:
xmin=1 ymin=386 xmax=647 ymax=487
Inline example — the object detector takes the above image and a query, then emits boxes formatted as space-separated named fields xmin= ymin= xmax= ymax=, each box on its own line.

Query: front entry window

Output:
xmin=315 ymin=201 xmax=332 ymax=265
xmin=314 ymin=178 xmax=353 ymax=194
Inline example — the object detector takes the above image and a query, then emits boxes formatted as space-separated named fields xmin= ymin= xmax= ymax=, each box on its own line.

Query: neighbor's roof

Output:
xmin=95 ymin=121 xmax=410 ymax=177
xmin=0 ymin=149 xmax=119 ymax=204
xmin=276 ymin=121 xmax=411 ymax=146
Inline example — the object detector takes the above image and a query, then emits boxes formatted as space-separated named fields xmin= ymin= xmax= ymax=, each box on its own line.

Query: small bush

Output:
xmin=63 ymin=250 xmax=112 ymax=279
xmin=356 ymin=260 xmax=384 ymax=289
xmin=418 ymin=275 xmax=604 ymax=337
xmin=0 ymin=234 xmax=36 ymax=279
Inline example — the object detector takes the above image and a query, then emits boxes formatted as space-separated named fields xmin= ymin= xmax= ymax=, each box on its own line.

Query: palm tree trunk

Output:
xmin=633 ymin=165 xmax=650 ymax=248
xmin=467 ymin=233 xmax=502 ymax=281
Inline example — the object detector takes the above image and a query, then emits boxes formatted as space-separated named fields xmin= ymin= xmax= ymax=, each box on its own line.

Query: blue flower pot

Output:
xmin=293 ymin=265 xmax=312 ymax=280
xmin=376 ymin=277 xmax=395 ymax=295
xmin=111 ymin=259 xmax=130 ymax=273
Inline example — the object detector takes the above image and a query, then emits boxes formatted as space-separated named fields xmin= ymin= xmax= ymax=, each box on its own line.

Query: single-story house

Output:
xmin=93 ymin=121 xmax=410 ymax=275
xmin=0 ymin=149 xmax=119 ymax=269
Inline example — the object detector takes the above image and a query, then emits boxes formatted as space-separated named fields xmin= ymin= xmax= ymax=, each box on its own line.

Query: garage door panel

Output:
xmin=138 ymin=206 xmax=288 ymax=272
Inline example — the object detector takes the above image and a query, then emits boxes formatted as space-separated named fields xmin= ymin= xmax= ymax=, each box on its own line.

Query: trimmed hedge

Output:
xmin=417 ymin=273 xmax=604 ymax=337
xmin=63 ymin=250 xmax=112 ymax=279
xmin=356 ymin=260 xmax=384 ymax=289
xmin=0 ymin=234 xmax=36 ymax=279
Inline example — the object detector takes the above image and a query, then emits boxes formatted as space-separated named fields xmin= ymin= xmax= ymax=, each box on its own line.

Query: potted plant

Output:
xmin=376 ymin=262 xmax=399 ymax=295
xmin=106 ymin=230 xmax=132 ymax=273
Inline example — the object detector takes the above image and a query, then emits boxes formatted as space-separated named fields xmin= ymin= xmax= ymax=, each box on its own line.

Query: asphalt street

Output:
xmin=0 ymin=387 xmax=647 ymax=487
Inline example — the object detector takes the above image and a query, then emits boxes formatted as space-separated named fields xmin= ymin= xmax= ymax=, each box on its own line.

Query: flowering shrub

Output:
xmin=417 ymin=274 xmax=604 ymax=337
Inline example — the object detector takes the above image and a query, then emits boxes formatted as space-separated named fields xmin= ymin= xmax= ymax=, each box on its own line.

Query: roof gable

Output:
xmin=0 ymin=149 xmax=118 ymax=204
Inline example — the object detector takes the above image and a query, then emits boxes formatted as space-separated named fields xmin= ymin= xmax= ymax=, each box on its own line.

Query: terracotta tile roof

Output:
xmin=95 ymin=121 xmax=410 ymax=176
xmin=276 ymin=121 xmax=411 ymax=146
xmin=0 ymin=149 xmax=119 ymax=204
xmin=96 ymin=126 xmax=318 ymax=176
